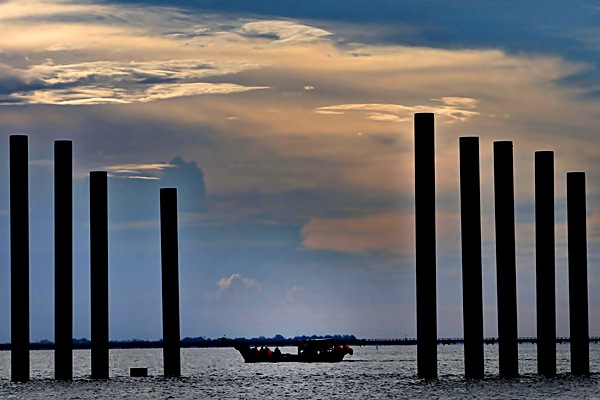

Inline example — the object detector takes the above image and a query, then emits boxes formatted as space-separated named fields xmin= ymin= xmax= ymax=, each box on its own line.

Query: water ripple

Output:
xmin=0 ymin=344 xmax=598 ymax=399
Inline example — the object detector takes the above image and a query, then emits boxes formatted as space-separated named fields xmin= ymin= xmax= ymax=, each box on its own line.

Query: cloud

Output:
xmin=112 ymin=175 xmax=160 ymax=181
xmin=0 ymin=0 xmax=106 ymax=22
xmin=0 ymin=0 xmax=351 ymax=107
xmin=1 ymin=59 xmax=269 ymax=105
xmin=137 ymin=83 xmax=268 ymax=103
xmin=5 ymin=86 xmax=126 ymax=105
xmin=0 ymin=0 xmax=187 ymax=28
xmin=286 ymin=286 xmax=303 ymax=302
xmin=301 ymin=213 xmax=411 ymax=254
xmin=44 ymin=43 xmax=84 ymax=52
xmin=205 ymin=273 xmax=263 ymax=300
xmin=313 ymin=110 xmax=343 ymax=115
xmin=238 ymin=20 xmax=333 ymax=45
xmin=105 ymin=162 xmax=176 ymax=176
xmin=161 ymin=157 xmax=206 ymax=211
xmin=0 ymin=1 xmax=283 ymax=105
xmin=7 ymin=83 xmax=267 ymax=105
xmin=30 ymin=59 xmax=269 ymax=86
xmin=315 ymin=97 xmax=480 ymax=124
xmin=366 ymin=112 xmax=410 ymax=122
xmin=104 ymin=156 xmax=206 ymax=230
xmin=0 ymin=63 xmax=46 ymax=95
xmin=218 ymin=273 xmax=261 ymax=291
xmin=432 ymin=96 xmax=479 ymax=109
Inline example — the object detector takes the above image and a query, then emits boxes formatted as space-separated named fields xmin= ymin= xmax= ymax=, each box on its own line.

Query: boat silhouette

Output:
xmin=234 ymin=338 xmax=353 ymax=363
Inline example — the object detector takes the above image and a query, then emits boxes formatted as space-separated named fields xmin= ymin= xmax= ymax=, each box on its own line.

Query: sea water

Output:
xmin=0 ymin=344 xmax=598 ymax=399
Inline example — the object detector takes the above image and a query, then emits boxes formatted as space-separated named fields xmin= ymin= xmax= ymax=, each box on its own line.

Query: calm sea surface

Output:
xmin=0 ymin=344 xmax=598 ymax=399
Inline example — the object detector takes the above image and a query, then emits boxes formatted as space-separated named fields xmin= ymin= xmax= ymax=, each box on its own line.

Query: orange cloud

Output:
xmin=301 ymin=213 xmax=412 ymax=255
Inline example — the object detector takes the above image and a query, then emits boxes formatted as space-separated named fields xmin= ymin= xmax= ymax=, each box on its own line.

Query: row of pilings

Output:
xmin=4 ymin=113 xmax=593 ymax=381
xmin=8 ymin=136 xmax=182 ymax=382
xmin=415 ymin=113 xmax=591 ymax=379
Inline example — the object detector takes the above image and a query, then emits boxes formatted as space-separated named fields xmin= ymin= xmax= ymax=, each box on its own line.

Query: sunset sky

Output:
xmin=0 ymin=0 xmax=598 ymax=341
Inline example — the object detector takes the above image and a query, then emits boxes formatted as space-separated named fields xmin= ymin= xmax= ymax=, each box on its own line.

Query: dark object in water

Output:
xmin=234 ymin=339 xmax=353 ymax=363
xmin=130 ymin=367 xmax=148 ymax=377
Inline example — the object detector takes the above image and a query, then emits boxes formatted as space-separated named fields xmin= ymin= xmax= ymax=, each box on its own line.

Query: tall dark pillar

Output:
xmin=414 ymin=113 xmax=437 ymax=379
xmin=493 ymin=141 xmax=519 ymax=378
xmin=90 ymin=171 xmax=109 ymax=379
xmin=566 ymin=172 xmax=589 ymax=375
xmin=160 ymin=188 xmax=181 ymax=378
xmin=10 ymin=135 xmax=30 ymax=382
xmin=535 ymin=151 xmax=556 ymax=377
xmin=459 ymin=137 xmax=484 ymax=379
xmin=55 ymin=141 xmax=73 ymax=380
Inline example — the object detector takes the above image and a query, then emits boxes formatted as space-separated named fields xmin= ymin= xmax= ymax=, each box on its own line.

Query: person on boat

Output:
xmin=274 ymin=347 xmax=281 ymax=356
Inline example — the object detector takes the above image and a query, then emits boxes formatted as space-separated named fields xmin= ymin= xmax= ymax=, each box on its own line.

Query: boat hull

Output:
xmin=234 ymin=344 xmax=353 ymax=363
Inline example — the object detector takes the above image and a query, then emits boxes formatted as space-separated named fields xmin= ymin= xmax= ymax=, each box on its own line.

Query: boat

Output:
xmin=234 ymin=338 xmax=353 ymax=363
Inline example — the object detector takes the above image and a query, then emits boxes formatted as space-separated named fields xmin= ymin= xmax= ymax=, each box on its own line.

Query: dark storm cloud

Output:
xmin=107 ymin=156 xmax=206 ymax=226
xmin=162 ymin=157 xmax=206 ymax=212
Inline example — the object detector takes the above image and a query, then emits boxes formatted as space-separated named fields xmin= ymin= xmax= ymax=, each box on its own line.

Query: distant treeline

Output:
xmin=1 ymin=335 xmax=600 ymax=350
xmin=0 ymin=334 xmax=359 ymax=350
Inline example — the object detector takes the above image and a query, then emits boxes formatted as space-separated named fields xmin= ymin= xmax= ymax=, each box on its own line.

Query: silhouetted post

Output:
xmin=10 ymin=135 xmax=30 ymax=382
xmin=459 ymin=137 xmax=484 ymax=379
xmin=493 ymin=141 xmax=519 ymax=378
xmin=160 ymin=188 xmax=181 ymax=378
xmin=55 ymin=140 xmax=73 ymax=380
xmin=567 ymin=172 xmax=589 ymax=375
xmin=535 ymin=151 xmax=556 ymax=377
xmin=90 ymin=171 xmax=109 ymax=379
xmin=414 ymin=113 xmax=437 ymax=379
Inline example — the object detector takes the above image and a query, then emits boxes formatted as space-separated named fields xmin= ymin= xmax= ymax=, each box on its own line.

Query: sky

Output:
xmin=0 ymin=0 xmax=598 ymax=341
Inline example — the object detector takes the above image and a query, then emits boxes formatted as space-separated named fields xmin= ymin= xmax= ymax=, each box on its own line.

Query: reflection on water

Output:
xmin=0 ymin=344 xmax=598 ymax=399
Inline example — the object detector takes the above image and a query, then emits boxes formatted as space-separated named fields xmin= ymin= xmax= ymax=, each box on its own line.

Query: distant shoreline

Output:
xmin=1 ymin=337 xmax=600 ymax=351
